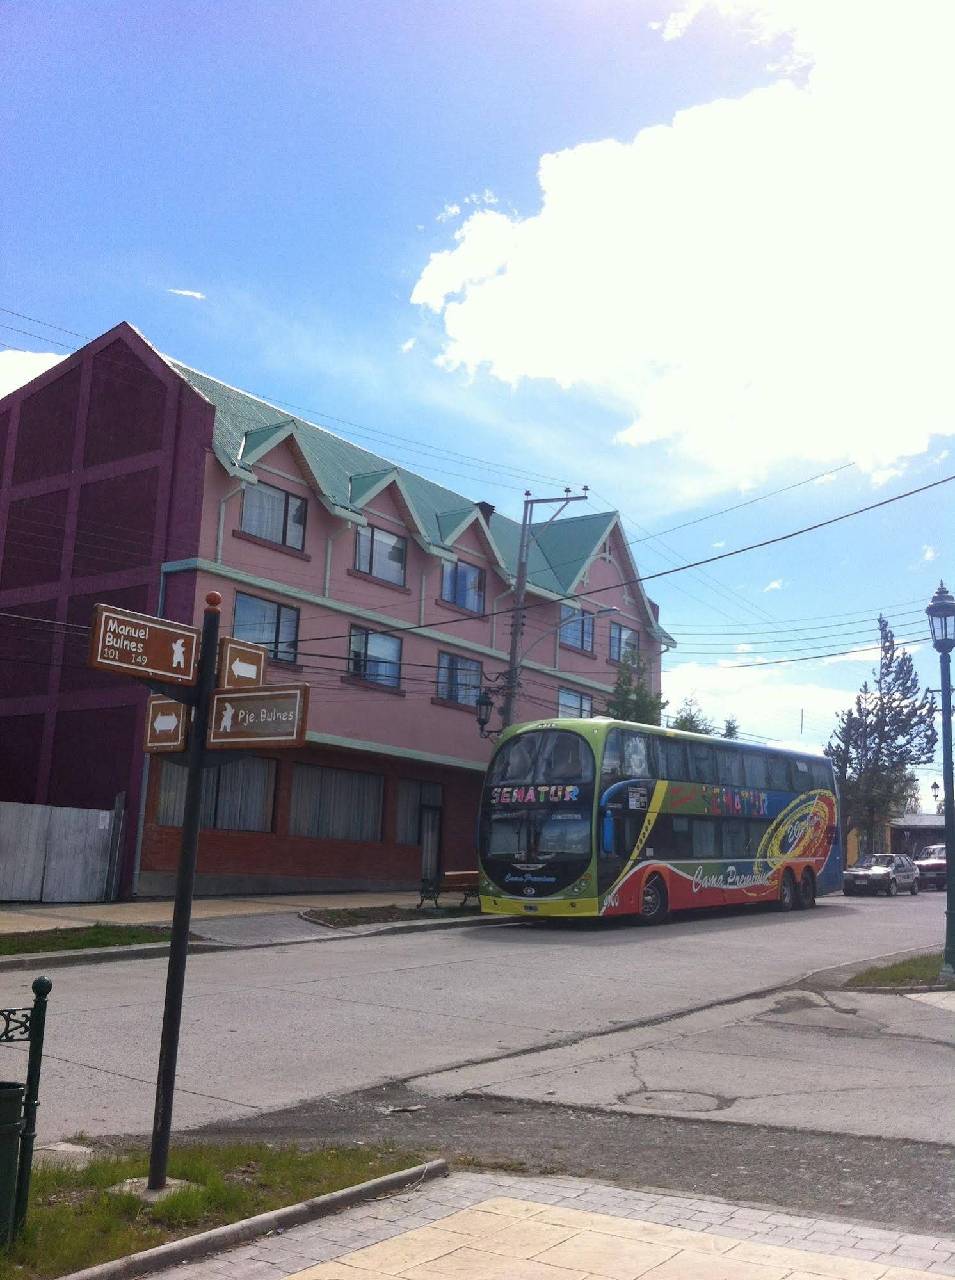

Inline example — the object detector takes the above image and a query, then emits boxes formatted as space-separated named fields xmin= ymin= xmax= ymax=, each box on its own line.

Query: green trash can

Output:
xmin=0 ymin=1083 xmax=24 ymax=1246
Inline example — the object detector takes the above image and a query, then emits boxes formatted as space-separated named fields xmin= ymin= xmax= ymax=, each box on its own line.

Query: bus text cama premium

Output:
xmin=478 ymin=718 xmax=842 ymax=922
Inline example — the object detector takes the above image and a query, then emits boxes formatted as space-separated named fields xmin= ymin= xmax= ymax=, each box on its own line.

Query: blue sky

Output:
xmin=1 ymin=0 xmax=951 ymax=798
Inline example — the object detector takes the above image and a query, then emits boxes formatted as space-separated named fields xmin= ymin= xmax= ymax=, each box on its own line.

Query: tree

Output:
xmin=722 ymin=716 xmax=740 ymax=739
xmin=670 ymin=696 xmax=715 ymax=735
xmin=604 ymin=650 xmax=667 ymax=725
xmin=826 ymin=617 xmax=938 ymax=851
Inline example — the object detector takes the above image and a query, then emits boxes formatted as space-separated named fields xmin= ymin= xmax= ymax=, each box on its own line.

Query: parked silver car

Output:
xmin=913 ymin=844 xmax=947 ymax=890
xmin=843 ymin=854 xmax=919 ymax=896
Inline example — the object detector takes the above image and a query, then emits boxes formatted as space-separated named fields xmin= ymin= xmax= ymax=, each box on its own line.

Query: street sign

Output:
xmin=218 ymin=636 xmax=268 ymax=689
xmin=144 ymin=696 xmax=188 ymax=753
xmin=89 ymin=604 xmax=200 ymax=685
xmin=206 ymin=684 xmax=309 ymax=749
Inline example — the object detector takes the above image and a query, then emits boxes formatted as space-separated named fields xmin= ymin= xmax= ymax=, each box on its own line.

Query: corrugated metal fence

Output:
xmin=0 ymin=794 xmax=124 ymax=902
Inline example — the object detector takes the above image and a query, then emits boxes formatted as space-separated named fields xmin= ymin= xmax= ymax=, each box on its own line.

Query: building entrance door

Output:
xmin=420 ymin=805 xmax=442 ymax=884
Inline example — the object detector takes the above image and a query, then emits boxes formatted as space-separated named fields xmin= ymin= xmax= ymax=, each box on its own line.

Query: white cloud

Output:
xmin=663 ymin=659 xmax=854 ymax=750
xmin=412 ymin=1 xmax=955 ymax=496
xmin=400 ymin=338 xmax=416 ymax=354
xmin=167 ymin=288 xmax=206 ymax=300
xmin=923 ymin=545 xmax=938 ymax=562
xmin=763 ymin=579 xmax=783 ymax=592
xmin=735 ymin=642 xmax=754 ymax=652
xmin=0 ymin=349 xmax=63 ymax=399
xmin=712 ymin=540 xmax=726 ymax=548
xmin=436 ymin=203 xmax=461 ymax=223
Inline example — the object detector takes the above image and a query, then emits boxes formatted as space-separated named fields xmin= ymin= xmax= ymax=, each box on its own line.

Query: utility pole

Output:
xmin=500 ymin=486 xmax=589 ymax=730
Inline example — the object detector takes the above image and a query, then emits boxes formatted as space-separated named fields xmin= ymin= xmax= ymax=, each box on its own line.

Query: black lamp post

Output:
xmin=476 ymin=687 xmax=496 ymax=739
xmin=926 ymin=581 xmax=955 ymax=979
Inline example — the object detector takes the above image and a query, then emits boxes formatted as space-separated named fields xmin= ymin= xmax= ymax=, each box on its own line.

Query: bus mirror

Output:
xmin=601 ymin=810 xmax=614 ymax=856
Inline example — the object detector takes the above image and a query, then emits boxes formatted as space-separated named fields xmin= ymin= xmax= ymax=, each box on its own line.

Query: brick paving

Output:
xmin=155 ymin=1172 xmax=955 ymax=1280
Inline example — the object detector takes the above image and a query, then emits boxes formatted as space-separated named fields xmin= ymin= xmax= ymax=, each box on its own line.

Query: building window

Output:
xmin=396 ymin=779 xmax=443 ymax=844
xmin=289 ymin=763 xmax=383 ymax=842
xmin=436 ymin=652 xmax=482 ymax=706
xmin=233 ymin=592 xmax=299 ymax=662
xmin=609 ymin=622 xmax=639 ymax=662
xmin=241 ymin=482 xmax=306 ymax=550
xmin=157 ymin=757 xmax=275 ymax=832
xmin=558 ymin=687 xmax=593 ymax=718
xmin=559 ymin=603 xmax=594 ymax=652
xmin=349 ymin=626 xmax=402 ymax=687
xmin=355 ymin=525 xmax=406 ymax=586
xmin=441 ymin=561 xmax=485 ymax=612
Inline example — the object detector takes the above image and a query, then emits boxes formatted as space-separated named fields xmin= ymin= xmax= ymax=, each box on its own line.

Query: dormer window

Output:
xmin=241 ymin=482 xmax=306 ymax=551
xmin=355 ymin=525 xmax=407 ymax=586
xmin=441 ymin=561 xmax=485 ymax=613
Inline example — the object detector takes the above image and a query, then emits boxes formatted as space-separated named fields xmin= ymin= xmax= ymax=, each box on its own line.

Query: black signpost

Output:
xmin=86 ymin=591 xmax=306 ymax=1191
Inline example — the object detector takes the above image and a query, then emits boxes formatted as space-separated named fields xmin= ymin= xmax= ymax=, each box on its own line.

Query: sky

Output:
xmin=1 ymin=0 xmax=951 ymax=805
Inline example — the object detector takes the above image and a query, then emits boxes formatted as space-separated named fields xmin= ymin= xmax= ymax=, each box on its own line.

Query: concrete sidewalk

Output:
xmin=149 ymin=1171 xmax=955 ymax=1280
xmin=0 ymin=893 xmax=422 ymax=935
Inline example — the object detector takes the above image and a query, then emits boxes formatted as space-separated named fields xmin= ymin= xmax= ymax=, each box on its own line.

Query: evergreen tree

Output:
xmin=604 ymin=650 xmax=667 ymax=725
xmin=670 ymin=696 xmax=715 ymax=734
xmin=826 ymin=617 xmax=938 ymax=851
xmin=722 ymin=716 xmax=740 ymax=739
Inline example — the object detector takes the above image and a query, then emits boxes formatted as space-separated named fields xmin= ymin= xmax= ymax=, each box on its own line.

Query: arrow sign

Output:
xmin=207 ymin=684 xmax=309 ymax=749
xmin=144 ymin=696 xmax=188 ymax=753
xmin=90 ymin=604 xmax=199 ymax=685
xmin=218 ymin=636 xmax=268 ymax=689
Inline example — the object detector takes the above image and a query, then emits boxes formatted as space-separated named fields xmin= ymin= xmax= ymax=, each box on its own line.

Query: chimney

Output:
xmin=476 ymin=501 xmax=495 ymax=523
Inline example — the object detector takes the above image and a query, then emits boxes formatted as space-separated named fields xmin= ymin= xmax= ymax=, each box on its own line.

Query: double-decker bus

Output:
xmin=478 ymin=717 xmax=842 ymax=922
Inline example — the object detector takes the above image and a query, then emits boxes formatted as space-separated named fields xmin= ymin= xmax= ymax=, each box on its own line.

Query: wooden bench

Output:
xmin=417 ymin=869 xmax=480 ymax=909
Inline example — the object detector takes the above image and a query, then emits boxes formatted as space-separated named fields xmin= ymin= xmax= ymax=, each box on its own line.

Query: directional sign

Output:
xmin=206 ymin=684 xmax=309 ymax=749
xmin=144 ymin=696 xmax=189 ymax=753
xmin=218 ymin=636 xmax=268 ymax=689
xmin=89 ymin=604 xmax=200 ymax=685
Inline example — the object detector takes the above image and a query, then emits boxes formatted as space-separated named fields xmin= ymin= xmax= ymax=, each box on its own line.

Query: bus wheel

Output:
xmin=777 ymin=870 xmax=796 ymax=912
xmin=641 ymin=876 xmax=669 ymax=925
xmin=797 ymin=872 xmax=816 ymax=909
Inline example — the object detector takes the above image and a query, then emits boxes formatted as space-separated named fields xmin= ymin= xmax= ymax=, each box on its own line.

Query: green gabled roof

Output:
xmin=165 ymin=356 xmax=666 ymax=630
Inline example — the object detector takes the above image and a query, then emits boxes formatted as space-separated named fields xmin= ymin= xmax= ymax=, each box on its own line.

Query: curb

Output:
xmin=0 ymin=940 xmax=228 ymax=974
xmin=61 ymin=1158 xmax=449 ymax=1280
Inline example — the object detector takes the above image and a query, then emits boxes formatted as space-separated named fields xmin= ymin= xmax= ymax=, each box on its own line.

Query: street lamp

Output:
xmin=926 ymin=581 xmax=955 ymax=979
xmin=475 ymin=687 xmax=496 ymax=739
xmin=932 ymin=780 xmax=941 ymax=807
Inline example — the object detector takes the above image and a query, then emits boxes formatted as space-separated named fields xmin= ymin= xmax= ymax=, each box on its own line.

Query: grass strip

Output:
xmin=0 ymin=925 xmax=172 ymax=956
xmin=846 ymin=952 xmax=953 ymax=988
xmin=1 ymin=1142 xmax=416 ymax=1280
xmin=304 ymin=905 xmax=479 ymax=927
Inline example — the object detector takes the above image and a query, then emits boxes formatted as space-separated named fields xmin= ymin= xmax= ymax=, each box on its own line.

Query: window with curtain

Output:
xmin=440 ymin=561 xmax=485 ymax=612
xmin=436 ymin=652 xmax=481 ymax=705
xmin=355 ymin=525 xmax=407 ymax=586
xmin=241 ymin=483 xmax=307 ymax=550
xmin=558 ymin=687 xmax=593 ymax=718
xmin=233 ymin=592 xmax=299 ymax=662
xmin=396 ymin=779 xmax=443 ymax=844
xmin=609 ymin=622 xmax=639 ymax=662
xmin=157 ymin=758 xmax=275 ymax=831
xmin=348 ymin=627 xmax=402 ymax=687
xmin=559 ymin=603 xmax=594 ymax=652
xmin=289 ymin=764 xmax=383 ymax=841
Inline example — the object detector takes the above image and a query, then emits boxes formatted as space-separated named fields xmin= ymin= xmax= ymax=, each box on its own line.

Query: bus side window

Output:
xmin=810 ymin=760 xmax=832 ymax=789
xmin=653 ymin=814 xmax=693 ymax=859
xmin=601 ymin=729 xmax=623 ymax=787
xmin=747 ymin=819 xmax=771 ymax=858
xmin=664 ymin=740 xmax=688 ymax=781
xmin=690 ymin=743 xmax=714 ymax=783
xmin=722 ymin=819 xmax=747 ymax=858
xmin=716 ymin=749 xmax=744 ymax=786
xmin=743 ymin=752 xmax=768 ymax=788
xmin=692 ymin=819 xmax=719 ymax=859
xmin=623 ymin=732 xmax=651 ymax=777
xmin=766 ymin=754 xmax=791 ymax=790
xmin=793 ymin=760 xmax=811 ymax=792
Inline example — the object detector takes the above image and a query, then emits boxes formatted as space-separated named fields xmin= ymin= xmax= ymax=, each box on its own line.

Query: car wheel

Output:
xmin=886 ymin=879 xmax=898 ymax=897
xmin=778 ymin=870 xmax=796 ymax=912
xmin=797 ymin=872 xmax=816 ymax=909
xmin=910 ymin=880 xmax=919 ymax=895
xmin=843 ymin=885 xmax=854 ymax=896
xmin=640 ymin=875 xmax=669 ymax=925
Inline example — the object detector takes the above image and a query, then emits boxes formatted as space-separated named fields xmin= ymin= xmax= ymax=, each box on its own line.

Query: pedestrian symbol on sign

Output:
xmin=171 ymin=639 xmax=185 ymax=670
xmin=219 ymin=702 xmax=234 ymax=733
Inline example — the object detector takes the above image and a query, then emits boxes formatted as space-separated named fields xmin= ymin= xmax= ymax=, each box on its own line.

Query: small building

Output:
xmin=0 ymin=322 xmax=672 ymax=895
xmin=889 ymin=814 xmax=944 ymax=857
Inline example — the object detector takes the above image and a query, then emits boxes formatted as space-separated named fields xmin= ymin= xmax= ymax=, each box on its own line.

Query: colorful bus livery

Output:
xmin=478 ymin=719 xmax=842 ymax=923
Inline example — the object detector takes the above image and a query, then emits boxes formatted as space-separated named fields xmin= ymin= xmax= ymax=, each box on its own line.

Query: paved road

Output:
xmin=0 ymin=890 xmax=945 ymax=1145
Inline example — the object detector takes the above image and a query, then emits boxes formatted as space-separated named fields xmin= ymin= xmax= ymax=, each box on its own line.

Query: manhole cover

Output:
xmin=621 ymin=1090 xmax=721 ymax=1112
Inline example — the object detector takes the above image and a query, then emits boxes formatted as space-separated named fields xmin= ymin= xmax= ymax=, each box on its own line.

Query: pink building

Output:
xmin=0 ymin=323 xmax=673 ymax=894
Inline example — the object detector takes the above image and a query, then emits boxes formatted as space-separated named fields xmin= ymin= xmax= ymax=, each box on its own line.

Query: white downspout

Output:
xmin=217 ymin=483 xmax=245 ymax=562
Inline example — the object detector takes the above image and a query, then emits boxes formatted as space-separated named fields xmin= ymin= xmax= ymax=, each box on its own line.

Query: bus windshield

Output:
xmin=480 ymin=730 xmax=596 ymax=893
